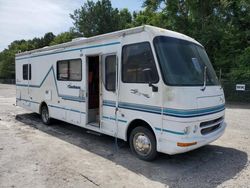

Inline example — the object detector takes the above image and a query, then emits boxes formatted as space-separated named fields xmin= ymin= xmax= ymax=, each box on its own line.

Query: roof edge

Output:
xmin=15 ymin=25 xmax=148 ymax=57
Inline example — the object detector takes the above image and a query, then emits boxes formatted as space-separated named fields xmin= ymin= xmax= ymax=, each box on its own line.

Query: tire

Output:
xmin=129 ymin=126 xmax=157 ymax=161
xmin=41 ymin=105 xmax=51 ymax=125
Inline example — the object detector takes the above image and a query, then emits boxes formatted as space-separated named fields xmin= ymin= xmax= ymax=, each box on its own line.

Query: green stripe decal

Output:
xmin=48 ymin=104 xmax=86 ymax=114
xmin=155 ymin=127 xmax=185 ymax=135
xmin=103 ymin=100 xmax=225 ymax=118
xmin=16 ymin=66 xmax=85 ymax=103
xmin=102 ymin=116 xmax=127 ymax=123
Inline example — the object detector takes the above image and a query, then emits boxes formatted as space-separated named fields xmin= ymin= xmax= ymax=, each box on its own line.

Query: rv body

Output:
xmin=15 ymin=25 xmax=226 ymax=160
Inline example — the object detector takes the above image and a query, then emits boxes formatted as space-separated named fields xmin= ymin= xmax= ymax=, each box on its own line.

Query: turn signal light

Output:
xmin=177 ymin=142 xmax=197 ymax=147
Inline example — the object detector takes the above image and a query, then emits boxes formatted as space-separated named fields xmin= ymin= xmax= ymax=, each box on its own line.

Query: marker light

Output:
xmin=177 ymin=142 xmax=197 ymax=147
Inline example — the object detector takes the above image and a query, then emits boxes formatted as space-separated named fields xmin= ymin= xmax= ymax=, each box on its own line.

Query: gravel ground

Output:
xmin=0 ymin=84 xmax=250 ymax=188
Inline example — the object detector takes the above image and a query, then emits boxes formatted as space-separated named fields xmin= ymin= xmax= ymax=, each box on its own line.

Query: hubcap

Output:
xmin=133 ymin=133 xmax=152 ymax=156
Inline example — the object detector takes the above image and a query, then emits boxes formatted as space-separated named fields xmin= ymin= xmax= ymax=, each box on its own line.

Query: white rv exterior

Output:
xmin=15 ymin=25 xmax=226 ymax=160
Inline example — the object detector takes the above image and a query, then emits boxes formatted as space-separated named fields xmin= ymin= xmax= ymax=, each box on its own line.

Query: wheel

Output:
xmin=129 ymin=126 xmax=157 ymax=161
xmin=41 ymin=105 xmax=51 ymax=125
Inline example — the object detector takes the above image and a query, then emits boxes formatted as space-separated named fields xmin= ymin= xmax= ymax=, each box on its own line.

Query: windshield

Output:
xmin=153 ymin=36 xmax=219 ymax=86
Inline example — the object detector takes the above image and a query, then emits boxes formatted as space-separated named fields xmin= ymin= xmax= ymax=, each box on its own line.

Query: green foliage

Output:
xmin=227 ymin=47 xmax=250 ymax=82
xmin=50 ymin=31 xmax=82 ymax=45
xmin=134 ymin=0 xmax=250 ymax=81
xmin=132 ymin=9 xmax=166 ymax=27
xmin=1 ymin=32 xmax=63 ymax=79
xmin=70 ymin=0 xmax=132 ymax=36
xmin=0 ymin=50 xmax=15 ymax=79
xmin=0 ymin=0 xmax=249 ymax=84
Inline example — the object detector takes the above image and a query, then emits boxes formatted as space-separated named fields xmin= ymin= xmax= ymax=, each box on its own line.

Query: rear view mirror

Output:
xmin=143 ymin=68 xmax=158 ymax=92
xmin=149 ymin=82 xmax=158 ymax=92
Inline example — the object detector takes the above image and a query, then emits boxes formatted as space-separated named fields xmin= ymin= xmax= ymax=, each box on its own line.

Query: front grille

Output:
xmin=200 ymin=117 xmax=223 ymax=128
xmin=201 ymin=123 xmax=221 ymax=135
xmin=200 ymin=116 xmax=224 ymax=135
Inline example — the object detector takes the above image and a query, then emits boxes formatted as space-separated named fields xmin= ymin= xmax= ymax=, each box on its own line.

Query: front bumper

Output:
xmin=157 ymin=122 xmax=227 ymax=155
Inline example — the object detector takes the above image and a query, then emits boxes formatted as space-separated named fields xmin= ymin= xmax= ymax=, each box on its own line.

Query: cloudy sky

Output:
xmin=0 ymin=0 xmax=142 ymax=51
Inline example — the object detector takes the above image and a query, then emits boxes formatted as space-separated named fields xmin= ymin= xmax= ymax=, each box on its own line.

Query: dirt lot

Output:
xmin=0 ymin=84 xmax=250 ymax=188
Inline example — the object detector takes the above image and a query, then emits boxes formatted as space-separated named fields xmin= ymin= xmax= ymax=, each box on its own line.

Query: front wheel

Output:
xmin=129 ymin=126 xmax=157 ymax=161
xmin=41 ymin=105 xmax=51 ymax=125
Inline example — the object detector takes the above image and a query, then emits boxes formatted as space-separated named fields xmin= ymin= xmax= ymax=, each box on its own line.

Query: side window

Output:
xmin=105 ymin=55 xmax=116 ymax=91
xmin=57 ymin=61 xmax=68 ymax=80
xmin=23 ymin=64 xmax=31 ymax=80
xmin=57 ymin=59 xmax=82 ymax=81
xmin=122 ymin=42 xmax=159 ymax=83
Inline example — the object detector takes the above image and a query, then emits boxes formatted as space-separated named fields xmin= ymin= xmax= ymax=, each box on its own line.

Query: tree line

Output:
xmin=0 ymin=0 xmax=249 ymax=82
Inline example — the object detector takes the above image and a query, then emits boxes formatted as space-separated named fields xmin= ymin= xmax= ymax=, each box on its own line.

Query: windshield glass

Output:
xmin=153 ymin=36 xmax=219 ymax=86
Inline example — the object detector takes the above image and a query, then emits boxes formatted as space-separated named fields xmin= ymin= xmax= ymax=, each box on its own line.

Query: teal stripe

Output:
xmin=61 ymin=95 xmax=85 ymax=102
xmin=16 ymin=42 xmax=121 ymax=61
xmin=16 ymin=98 xmax=85 ymax=114
xmin=103 ymin=100 xmax=225 ymax=118
xmin=119 ymin=102 xmax=161 ymax=114
xmin=164 ymin=105 xmax=224 ymax=118
xmin=102 ymin=115 xmax=127 ymax=123
xmin=16 ymin=66 xmax=85 ymax=103
xmin=163 ymin=104 xmax=225 ymax=118
xmin=155 ymin=127 xmax=185 ymax=135
xmin=48 ymin=104 xmax=86 ymax=114
xmin=16 ymin=98 xmax=39 ymax=104
xmin=118 ymin=119 xmax=128 ymax=123
xmin=164 ymin=104 xmax=225 ymax=114
xmin=103 ymin=100 xmax=116 ymax=107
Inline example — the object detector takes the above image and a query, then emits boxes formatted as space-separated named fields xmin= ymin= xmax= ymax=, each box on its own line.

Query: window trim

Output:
xmin=56 ymin=58 xmax=82 ymax=82
xmin=104 ymin=55 xmax=117 ymax=92
xmin=121 ymin=41 xmax=159 ymax=84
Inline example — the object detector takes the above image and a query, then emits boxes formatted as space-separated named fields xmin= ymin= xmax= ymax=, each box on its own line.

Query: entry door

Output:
xmin=100 ymin=53 xmax=118 ymax=135
xmin=86 ymin=56 xmax=100 ymax=126
xmin=118 ymin=42 xmax=162 ymax=125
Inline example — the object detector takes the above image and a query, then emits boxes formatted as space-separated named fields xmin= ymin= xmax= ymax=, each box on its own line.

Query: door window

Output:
xmin=105 ymin=55 xmax=116 ymax=91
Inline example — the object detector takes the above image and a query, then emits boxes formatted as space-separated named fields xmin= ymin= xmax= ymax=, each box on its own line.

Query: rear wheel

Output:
xmin=41 ymin=105 xmax=51 ymax=125
xmin=129 ymin=126 xmax=157 ymax=161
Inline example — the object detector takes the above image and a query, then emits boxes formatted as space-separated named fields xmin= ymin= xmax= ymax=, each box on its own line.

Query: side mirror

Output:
xmin=149 ymin=82 xmax=158 ymax=92
xmin=143 ymin=68 xmax=158 ymax=92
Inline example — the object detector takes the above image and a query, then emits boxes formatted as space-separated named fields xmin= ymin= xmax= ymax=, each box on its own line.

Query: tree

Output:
xmin=50 ymin=31 xmax=82 ymax=45
xmin=228 ymin=47 xmax=250 ymax=82
xmin=70 ymin=0 xmax=133 ymax=37
xmin=140 ymin=0 xmax=250 ymax=78
xmin=0 ymin=0 xmax=249 ymax=83
xmin=118 ymin=8 xmax=132 ymax=29
xmin=0 ymin=49 xmax=15 ymax=79
xmin=43 ymin=32 xmax=55 ymax=46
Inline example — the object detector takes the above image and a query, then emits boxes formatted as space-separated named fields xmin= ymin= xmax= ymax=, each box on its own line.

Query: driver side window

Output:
xmin=122 ymin=42 xmax=159 ymax=83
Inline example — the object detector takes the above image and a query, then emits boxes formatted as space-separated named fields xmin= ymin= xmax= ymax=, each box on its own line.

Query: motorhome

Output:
xmin=15 ymin=25 xmax=226 ymax=161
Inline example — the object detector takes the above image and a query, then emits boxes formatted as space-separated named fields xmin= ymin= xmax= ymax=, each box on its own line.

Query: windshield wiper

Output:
xmin=201 ymin=66 xmax=207 ymax=91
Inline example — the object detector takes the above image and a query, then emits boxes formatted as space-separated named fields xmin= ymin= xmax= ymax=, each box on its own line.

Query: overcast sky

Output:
xmin=0 ymin=0 xmax=143 ymax=51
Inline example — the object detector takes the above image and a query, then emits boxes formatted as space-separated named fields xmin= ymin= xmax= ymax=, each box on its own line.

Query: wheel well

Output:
xmin=39 ymin=102 xmax=48 ymax=114
xmin=126 ymin=119 xmax=156 ymax=141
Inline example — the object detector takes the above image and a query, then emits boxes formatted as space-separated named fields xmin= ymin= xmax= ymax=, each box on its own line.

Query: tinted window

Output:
xmin=105 ymin=55 xmax=116 ymax=91
xmin=57 ymin=59 xmax=82 ymax=81
xmin=23 ymin=64 xmax=31 ymax=80
xmin=122 ymin=42 xmax=159 ymax=83
xmin=153 ymin=36 xmax=219 ymax=86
